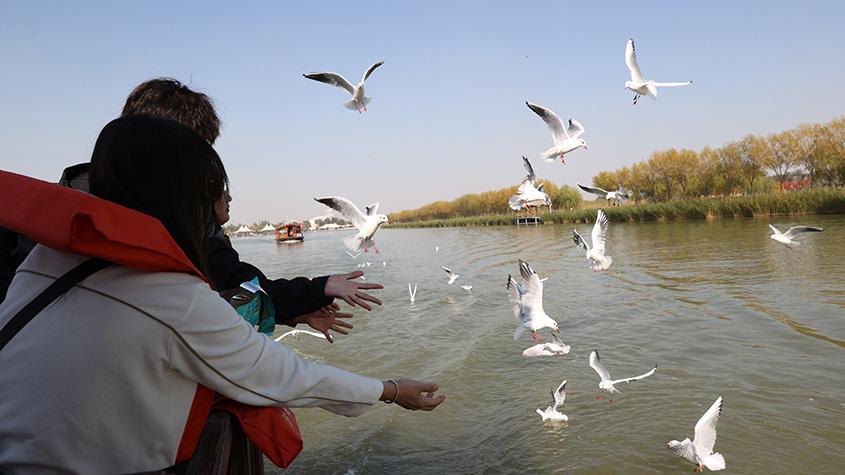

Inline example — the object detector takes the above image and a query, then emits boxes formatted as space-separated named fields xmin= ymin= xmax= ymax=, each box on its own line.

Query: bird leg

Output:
xmin=608 ymin=399 xmax=615 ymax=404
xmin=373 ymin=244 xmax=381 ymax=254
xmin=363 ymin=104 xmax=367 ymax=112
xmin=633 ymin=94 xmax=639 ymax=105
xmin=693 ymin=465 xmax=703 ymax=472
xmin=596 ymin=395 xmax=604 ymax=400
xmin=531 ymin=331 xmax=545 ymax=344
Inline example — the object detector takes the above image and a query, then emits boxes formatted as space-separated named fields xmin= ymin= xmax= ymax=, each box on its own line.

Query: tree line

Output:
xmin=592 ymin=117 xmax=845 ymax=203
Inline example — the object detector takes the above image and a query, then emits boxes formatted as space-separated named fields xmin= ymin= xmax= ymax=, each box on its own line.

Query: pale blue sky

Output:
xmin=2 ymin=1 xmax=843 ymax=223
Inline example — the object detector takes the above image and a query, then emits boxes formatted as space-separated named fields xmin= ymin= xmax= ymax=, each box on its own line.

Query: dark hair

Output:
xmin=121 ymin=78 xmax=221 ymax=144
xmin=89 ymin=115 xmax=228 ymax=275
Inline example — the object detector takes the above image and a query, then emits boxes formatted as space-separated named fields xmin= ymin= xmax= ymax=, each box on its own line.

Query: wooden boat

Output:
xmin=275 ymin=223 xmax=304 ymax=243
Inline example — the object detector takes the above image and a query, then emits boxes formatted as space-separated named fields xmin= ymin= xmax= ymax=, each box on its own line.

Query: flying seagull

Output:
xmin=667 ymin=396 xmax=726 ymax=472
xmin=525 ymin=101 xmax=587 ymax=164
xmin=507 ymin=260 xmax=560 ymax=343
xmin=521 ymin=156 xmax=536 ymax=183
xmin=768 ymin=224 xmax=824 ymax=249
xmin=303 ymin=61 xmax=384 ymax=113
xmin=625 ymin=38 xmax=692 ymax=105
xmin=509 ymin=180 xmax=552 ymax=213
xmin=408 ymin=283 xmax=417 ymax=303
xmin=536 ymin=379 xmax=569 ymax=422
xmin=274 ymin=329 xmax=328 ymax=342
xmin=577 ymin=183 xmax=629 ymax=207
xmin=314 ymin=197 xmax=388 ymax=253
xmin=441 ymin=266 xmax=460 ymax=285
xmin=522 ymin=333 xmax=571 ymax=357
xmin=588 ymin=350 xmax=656 ymax=402
xmin=573 ymin=209 xmax=613 ymax=271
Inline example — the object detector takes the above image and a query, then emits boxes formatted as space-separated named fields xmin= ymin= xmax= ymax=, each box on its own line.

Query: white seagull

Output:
xmin=525 ymin=101 xmax=587 ymax=164
xmin=588 ymin=350 xmax=656 ymax=402
xmin=509 ymin=180 xmax=552 ymax=213
xmin=441 ymin=266 xmax=460 ymax=285
xmin=315 ymin=197 xmax=388 ymax=253
xmin=522 ymin=333 xmax=571 ymax=357
xmin=577 ymin=183 xmax=629 ymax=207
xmin=667 ymin=396 xmax=726 ymax=472
xmin=768 ymin=224 xmax=824 ymax=249
xmin=536 ymin=379 xmax=569 ymax=422
xmin=461 ymin=285 xmax=473 ymax=292
xmin=507 ymin=260 xmax=560 ymax=343
xmin=408 ymin=283 xmax=417 ymax=303
xmin=303 ymin=61 xmax=384 ymax=113
xmin=625 ymin=38 xmax=692 ymax=105
xmin=274 ymin=329 xmax=328 ymax=342
xmin=573 ymin=210 xmax=613 ymax=271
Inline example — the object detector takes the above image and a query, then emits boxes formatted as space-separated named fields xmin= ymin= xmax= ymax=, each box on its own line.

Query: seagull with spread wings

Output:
xmin=441 ymin=266 xmax=460 ymax=285
xmin=589 ymin=350 xmax=656 ymax=402
xmin=536 ymin=379 xmax=569 ymax=422
xmin=314 ymin=197 xmax=388 ymax=253
xmin=522 ymin=333 xmax=571 ymax=357
xmin=525 ymin=101 xmax=587 ymax=164
xmin=577 ymin=183 xmax=629 ymax=207
xmin=274 ymin=329 xmax=328 ymax=342
xmin=507 ymin=260 xmax=560 ymax=344
xmin=625 ymin=38 xmax=692 ymax=105
xmin=573 ymin=209 xmax=613 ymax=271
xmin=303 ymin=61 xmax=384 ymax=113
xmin=667 ymin=396 xmax=726 ymax=472
xmin=768 ymin=224 xmax=824 ymax=249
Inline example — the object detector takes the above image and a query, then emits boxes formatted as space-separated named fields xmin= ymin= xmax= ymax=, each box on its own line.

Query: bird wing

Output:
xmin=303 ymin=72 xmax=355 ymax=95
xmin=573 ymin=228 xmax=589 ymax=251
xmin=768 ymin=224 xmax=781 ymax=235
xmin=552 ymin=379 xmax=567 ymax=410
xmin=518 ymin=260 xmax=545 ymax=316
xmin=577 ymin=183 xmax=609 ymax=198
xmin=611 ymin=365 xmax=657 ymax=385
xmin=567 ymin=118 xmax=586 ymax=139
xmin=536 ymin=182 xmax=545 ymax=193
xmin=314 ymin=196 xmax=366 ymax=229
xmin=526 ymin=101 xmax=568 ymax=145
xmin=522 ymin=156 xmax=536 ymax=182
xmin=653 ymin=81 xmax=692 ymax=87
xmin=591 ymin=209 xmax=609 ymax=255
xmin=506 ymin=274 xmax=529 ymax=325
xmin=364 ymin=202 xmax=380 ymax=216
xmin=441 ymin=266 xmax=457 ymax=279
xmin=693 ymin=396 xmax=723 ymax=454
xmin=625 ymin=39 xmax=644 ymax=83
xmin=589 ymin=350 xmax=612 ymax=382
xmin=783 ymin=226 xmax=824 ymax=238
xmin=361 ymin=60 xmax=384 ymax=83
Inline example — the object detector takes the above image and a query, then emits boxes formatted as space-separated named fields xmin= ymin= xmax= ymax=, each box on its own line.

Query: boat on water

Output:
xmin=275 ymin=223 xmax=304 ymax=243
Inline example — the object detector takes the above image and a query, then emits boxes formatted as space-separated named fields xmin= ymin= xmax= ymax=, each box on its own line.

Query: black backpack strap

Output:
xmin=0 ymin=258 xmax=111 ymax=351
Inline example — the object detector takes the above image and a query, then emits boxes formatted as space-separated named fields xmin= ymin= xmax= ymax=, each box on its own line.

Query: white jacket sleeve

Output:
xmin=167 ymin=284 xmax=383 ymax=416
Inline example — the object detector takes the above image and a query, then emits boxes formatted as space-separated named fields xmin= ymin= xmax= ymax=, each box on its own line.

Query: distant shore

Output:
xmin=385 ymin=188 xmax=845 ymax=228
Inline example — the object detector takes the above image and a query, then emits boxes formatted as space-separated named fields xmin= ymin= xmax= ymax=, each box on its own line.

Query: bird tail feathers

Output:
xmin=513 ymin=326 xmax=527 ymax=341
xmin=540 ymin=149 xmax=558 ymax=163
xmin=702 ymin=453 xmax=726 ymax=471
xmin=344 ymin=234 xmax=363 ymax=251
xmin=599 ymin=255 xmax=613 ymax=270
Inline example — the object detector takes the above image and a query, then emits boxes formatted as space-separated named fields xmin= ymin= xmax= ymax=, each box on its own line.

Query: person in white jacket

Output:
xmin=0 ymin=115 xmax=445 ymax=474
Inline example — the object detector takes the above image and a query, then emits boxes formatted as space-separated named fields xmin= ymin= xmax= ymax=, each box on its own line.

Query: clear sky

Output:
xmin=2 ymin=1 xmax=843 ymax=224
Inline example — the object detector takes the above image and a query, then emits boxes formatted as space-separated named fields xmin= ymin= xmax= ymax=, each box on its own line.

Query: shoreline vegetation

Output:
xmin=385 ymin=188 xmax=845 ymax=228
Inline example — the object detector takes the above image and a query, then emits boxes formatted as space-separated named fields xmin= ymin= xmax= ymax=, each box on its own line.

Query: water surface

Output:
xmin=232 ymin=215 xmax=845 ymax=474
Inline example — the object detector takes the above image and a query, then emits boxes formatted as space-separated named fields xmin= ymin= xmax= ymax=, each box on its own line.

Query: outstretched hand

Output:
xmin=381 ymin=380 xmax=446 ymax=411
xmin=324 ymin=271 xmax=383 ymax=311
xmin=296 ymin=303 xmax=353 ymax=343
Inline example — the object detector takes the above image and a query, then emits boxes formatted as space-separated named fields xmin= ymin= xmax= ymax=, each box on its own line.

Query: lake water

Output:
xmin=232 ymin=215 xmax=845 ymax=474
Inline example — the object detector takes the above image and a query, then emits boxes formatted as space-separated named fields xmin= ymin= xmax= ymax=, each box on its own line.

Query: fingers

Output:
xmin=355 ymin=291 xmax=383 ymax=307
xmin=345 ymin=270 xmax=364 ymax=280
xmin=325 ymin=302 xmax=341 ymax=311
xmin=417 ymin=393 xmax=446 ymax=411
xmin=354 ymin=283 xmax=384 ymax=290
xmin=331 ymin=324 xmax=350 ymax=335
xmin=350 ymin=294 xmax=373 ymax=311
xmin=320 ymin=329 xmax=334 ymax=343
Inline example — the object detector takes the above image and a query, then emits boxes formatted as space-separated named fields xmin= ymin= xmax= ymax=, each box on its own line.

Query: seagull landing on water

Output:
xmin=274 ymin=329 xmax=328 ymax=342
xmin=441 ymin=266 xmax=460 ymax=284
xmin=667 ymin=396 xmax=726 ymax=472
xmin=573 ymin=210 xmax=613 ymax=271
xmin=588 ymin=350 xmax=656 ymax=403
xmin=408 ymin=283 xmax=417 ymax=303
xmin=536 ymin=380 xmax=569 ymax=422
xmin=525 ymin=101 xmax=587 ymax=164
xmin=625 ymin=38 xmax=692 ymax=105
xmin=522 ymin=333 xmax=571 ymax=357
xmin=303 ymin=61 xmax=384 ymax=113
xmin=507 ymin=260 xmax=560 ymax=344
xmin=315 ymin=197 xmax=388 ymax=253
xmin=768 ymin=224 xmax=824 ymax=249
xmin=577 ymin=183 xmax=629 ymax=207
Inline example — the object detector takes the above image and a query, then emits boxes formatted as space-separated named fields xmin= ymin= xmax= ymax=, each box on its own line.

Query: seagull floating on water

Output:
xmin=536 ymin=379 xmax=569 ymax=422
xmin=461 ymin=285 xmax=473 ymax=292
xmin=667 ymin=396 xmax=726 ymax=472
xmin=577 ymin=183 xmax=629 ymax=207
xmin=315 ymin=197 xmax=388 ymax=253
xmin=589 ymin=350 xmax=656 ymax=402
xmin=522 ymin=333 xmax=571 ymax=357
xmin=625 ymin=38 xmax=692 ymax=105
xmin=408 ymin=283 xmax=417 ymax=303
xmin=768 ymin=224 xmax=824 ymax=249
xmin=274 ymin=329 xmax=328 ymax=342
xmin=441 ymin=266 xmax=460 ymax=285
xmin=525 ymin=101 xmax=587 ymax=164
xmin=573 ymin=210 xmax=613 ymax=271
xmin=508 ymin=260 xmax=560 ymax=343
xmin=303 ymin=61 xmax=384 ymax=113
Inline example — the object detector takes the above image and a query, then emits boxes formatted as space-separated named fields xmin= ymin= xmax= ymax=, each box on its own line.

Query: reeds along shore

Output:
xmin=385 ymin=188 xmax=845 ymax=228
